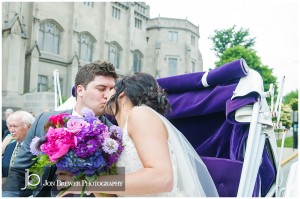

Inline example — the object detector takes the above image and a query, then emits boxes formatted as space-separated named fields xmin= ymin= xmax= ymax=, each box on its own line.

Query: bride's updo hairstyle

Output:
xmin=107 ymin=72 xmax=171 ymax=116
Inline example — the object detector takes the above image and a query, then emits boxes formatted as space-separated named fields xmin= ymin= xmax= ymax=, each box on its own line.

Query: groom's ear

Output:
xmin=77 ymin=85 xmax=84 ymax=97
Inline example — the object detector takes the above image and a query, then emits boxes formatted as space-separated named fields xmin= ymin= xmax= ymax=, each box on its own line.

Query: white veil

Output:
xmin=150 ymin=107 xmax=219 ymax=197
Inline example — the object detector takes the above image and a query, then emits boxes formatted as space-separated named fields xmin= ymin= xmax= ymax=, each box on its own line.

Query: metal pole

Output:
xmin=237 ymin=101 xmax=260 ymax=196
xmin=275 ymin=76 xmax=285 ymax=126
xmin=276 ymin=131 xmax=286 ymax=196
xmin=55 ymin=70 xmax=62 ymax=106
xmin=53 ymin=70 xmax=58 ymax=109
xmin=246 ymin=131 xmax=266 ymax=196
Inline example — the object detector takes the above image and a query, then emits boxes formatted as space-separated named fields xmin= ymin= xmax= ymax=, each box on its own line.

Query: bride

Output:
xmin=58 ymin=72 xmax=218 ymax=197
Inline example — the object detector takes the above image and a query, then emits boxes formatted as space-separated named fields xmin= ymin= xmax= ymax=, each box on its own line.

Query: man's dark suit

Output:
xmin=2 ymin=141 xmax=17 ymax=177
xmin=2 ymin=119 xmax=9 ymax=141
xmin=2 ymin=110 xmax=113 ymax=197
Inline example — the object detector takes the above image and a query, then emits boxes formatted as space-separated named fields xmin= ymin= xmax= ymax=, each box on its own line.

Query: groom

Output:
xmin=2 ymin=61 xmax=118 ymax=197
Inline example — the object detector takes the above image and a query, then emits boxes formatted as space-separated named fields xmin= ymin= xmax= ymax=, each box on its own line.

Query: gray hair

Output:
xmin=5 ymin=108 xmax=14 ymax=114
xmin=9 ymin=111 xmax=35 ymax=128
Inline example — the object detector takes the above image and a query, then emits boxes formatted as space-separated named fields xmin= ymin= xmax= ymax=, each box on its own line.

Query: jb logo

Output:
xmin=21 ymin=169 xmax=41 ymax=190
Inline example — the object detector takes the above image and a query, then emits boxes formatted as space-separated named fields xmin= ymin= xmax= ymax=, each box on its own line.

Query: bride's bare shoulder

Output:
xmin=131 ymin=105 xmax=154 ymax=115
xmin=129 ymin=106 xmax=159 ymax=122
xmin=128 ymin=106 xmax=167 ymax=137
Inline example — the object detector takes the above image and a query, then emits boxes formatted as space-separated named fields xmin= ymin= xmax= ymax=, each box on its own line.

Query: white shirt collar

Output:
xmin=72 ymin=108 xmax=81 ymax=117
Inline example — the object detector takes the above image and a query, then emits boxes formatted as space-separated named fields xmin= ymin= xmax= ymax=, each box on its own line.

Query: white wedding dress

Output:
xmin=116 ymin=106 xmax=219 ymax=197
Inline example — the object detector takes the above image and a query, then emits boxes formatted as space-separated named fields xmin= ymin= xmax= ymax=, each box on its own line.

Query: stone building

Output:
xmin=2 ymin=2 xmax=203 ymax=116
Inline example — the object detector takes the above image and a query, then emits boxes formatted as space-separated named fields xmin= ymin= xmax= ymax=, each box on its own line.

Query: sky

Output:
xmin=145 ymin=0 xmax=299 ymax=95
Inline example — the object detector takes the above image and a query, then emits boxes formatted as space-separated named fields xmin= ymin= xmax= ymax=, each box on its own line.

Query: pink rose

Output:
xmin=41 ymin=127 xmax=76 ymax=162
xmin=66 ymin=118 xmax=89 ymax=134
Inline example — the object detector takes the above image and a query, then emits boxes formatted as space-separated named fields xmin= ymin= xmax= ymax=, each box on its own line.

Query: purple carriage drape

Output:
xmin=157 ymin=59 xmax=275 ymax=197
xmin=157 ymin=58 xmax=248 ymax=94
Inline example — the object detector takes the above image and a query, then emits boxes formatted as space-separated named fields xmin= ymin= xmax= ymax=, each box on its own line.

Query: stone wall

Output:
xmin=2 ymin=92 xmax=55 ymax=118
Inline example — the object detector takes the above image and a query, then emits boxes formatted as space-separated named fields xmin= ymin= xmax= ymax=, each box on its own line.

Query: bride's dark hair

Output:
xmin=106 ymin=72 xmax=171 ymax=116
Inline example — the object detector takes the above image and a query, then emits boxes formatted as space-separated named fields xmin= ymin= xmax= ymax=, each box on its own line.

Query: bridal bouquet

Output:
xmin=28 ymin=108 xmax=124 ymax=196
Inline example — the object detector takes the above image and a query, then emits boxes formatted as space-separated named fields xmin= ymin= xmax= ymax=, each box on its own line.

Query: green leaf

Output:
xmin=210 ymin=25 xmax=255 ymax=57
xmin=58 ymin=172 xmax=84 ymax=197
xmin=81 ymin=183 xmax=87 ymax=197
xmin=85 ymin=174 xmax=97 ymax=182
xmin=28 ymin=155 xmax=54 ymax=190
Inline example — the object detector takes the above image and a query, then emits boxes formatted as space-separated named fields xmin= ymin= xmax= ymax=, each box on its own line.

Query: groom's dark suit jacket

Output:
xmin=2 ymin=110 xmax=113 ymax=197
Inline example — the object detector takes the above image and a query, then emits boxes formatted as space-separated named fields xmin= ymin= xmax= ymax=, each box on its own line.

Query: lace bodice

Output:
xmin=116 ymin=116 xmax=181 ymax=197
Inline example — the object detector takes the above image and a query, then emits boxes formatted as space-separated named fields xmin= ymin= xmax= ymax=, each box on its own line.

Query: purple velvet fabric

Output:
xmin=157 ymin=65 xmax=275 ymax=197
xmin=201 ymin=157 xmax=244 ymax=197
xmin=206 ymin=59 xmax=248 ymax=88
xmin=157 ymin=58 xmax=248 ymax=94
xmin=165 ymin=83 xmax=238 ymax=120
xmin=201 ymin=157 xmax=259 ymax=197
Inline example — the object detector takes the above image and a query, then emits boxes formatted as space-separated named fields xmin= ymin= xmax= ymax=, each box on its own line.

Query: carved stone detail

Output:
xmin=12 ymin=23 xmax=21 ymax=35
xmin=32 ymin=48 xmax=39 ymax=58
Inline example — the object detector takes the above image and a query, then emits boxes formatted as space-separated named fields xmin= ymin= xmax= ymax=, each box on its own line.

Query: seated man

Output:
xmin=2 ymin=111 xmax=35 ymax=181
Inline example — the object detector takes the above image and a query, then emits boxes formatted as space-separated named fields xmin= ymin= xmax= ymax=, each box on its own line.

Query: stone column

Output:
xmin=32 ymin=2 xmax=40 ymax=45
xmin=185 ymin=46 xmax=191 ymax=73
xmin=155 ymin=45 xmax=160 ymax=78
xmin=127 ymin=3 xmax=134 ymax=73
xmin=67 ymin=55 xmax=79 ymax=97
xmin=26 ymin=45 xmax=40 ymax=93
xmin=3 ymin=19 xmax=26 ymax=95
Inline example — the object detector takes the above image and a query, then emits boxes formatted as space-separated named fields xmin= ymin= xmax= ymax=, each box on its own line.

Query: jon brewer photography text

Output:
xmin=43 ymin=180 xmax=124 ymax=187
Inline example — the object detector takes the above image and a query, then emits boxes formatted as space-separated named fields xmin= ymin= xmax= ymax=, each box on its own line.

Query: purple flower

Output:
xmin=107 ymin=153 xmax=120 ymax=167
xmin=30 ymin=136 xmax=44 ymax=155
xmin=110 ymin=125 xmax=123 ymax=140
xmin=102 ymin=138 xmax=119 ymax=154
xmin=105 ymin=139 xmax=124 ymax=167
xmin=76 ymin=119 xmax=106 ymax=143
xmin=74 ymin=138 xmax=99 ymax=158
xmin=91 ymin=120 xmax=107 ymax=134
xmin=81 ymin=107 xmax=95 ymax=118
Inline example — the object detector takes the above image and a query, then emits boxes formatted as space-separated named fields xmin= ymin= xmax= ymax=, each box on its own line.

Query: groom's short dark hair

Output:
xmin=75 ymin=61 xmax=118 ymax=90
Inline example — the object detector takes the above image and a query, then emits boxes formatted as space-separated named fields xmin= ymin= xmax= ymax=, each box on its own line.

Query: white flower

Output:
xmin=102 ymin=138 xmax=119 ymax=154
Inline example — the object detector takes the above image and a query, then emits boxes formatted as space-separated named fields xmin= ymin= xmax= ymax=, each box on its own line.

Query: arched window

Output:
xmin=109 ymin=42 xmax=121 ymax=69
xmin=133 ymin=50 xmax=143 ymax=72
xmin=78 ymin=32 xmax=95 ymax=62
xmin=38 ymin=20 xmax=63 ymax=54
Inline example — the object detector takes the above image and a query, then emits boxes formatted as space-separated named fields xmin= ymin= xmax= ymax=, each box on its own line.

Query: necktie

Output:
xmin=9 ymin=142 xmax=21 ymax=168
